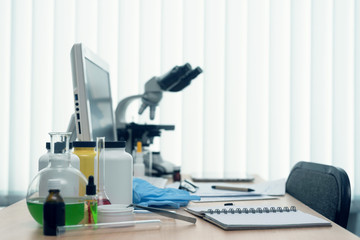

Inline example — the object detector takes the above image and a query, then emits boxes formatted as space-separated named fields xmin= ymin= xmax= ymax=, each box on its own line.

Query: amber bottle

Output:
xmin=43 ymin=189 xmax=65 ymax=236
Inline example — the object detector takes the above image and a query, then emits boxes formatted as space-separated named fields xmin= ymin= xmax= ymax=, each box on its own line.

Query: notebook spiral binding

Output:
xmin=206 ymin=206 xmax=297 ymax=214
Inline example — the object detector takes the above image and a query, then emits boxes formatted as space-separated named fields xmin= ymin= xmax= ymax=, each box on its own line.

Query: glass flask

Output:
xmin=95 ymin=137 xmax=111 ymax=205
xmin=26 ymin=132 xmax=88 ymax=225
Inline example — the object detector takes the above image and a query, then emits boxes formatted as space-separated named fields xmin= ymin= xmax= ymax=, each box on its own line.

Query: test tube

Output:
xmin=56 ymin=220 xmax=161 ymax=237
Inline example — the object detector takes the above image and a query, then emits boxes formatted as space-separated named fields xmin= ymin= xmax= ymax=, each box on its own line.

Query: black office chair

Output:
xmin=286 ymin=161 xmax=351 ymax=228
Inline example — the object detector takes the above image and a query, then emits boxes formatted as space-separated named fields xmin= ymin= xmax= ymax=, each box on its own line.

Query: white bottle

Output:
xmin=38 ymin=142 xmax=51 ymax=171
xmin=69 ymin=142 xmax=80 ymax=170
xmin=133 ymin=141 xmax=145 ymax=177
xmin=39 ymin=142 xmax=80 ymax=171
xmin=104 ymin=141 xmax=133 ymax=205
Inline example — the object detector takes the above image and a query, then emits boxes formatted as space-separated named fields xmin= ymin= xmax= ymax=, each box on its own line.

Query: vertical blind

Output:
xmin=0 ymin=0 xmax=359 ymax=200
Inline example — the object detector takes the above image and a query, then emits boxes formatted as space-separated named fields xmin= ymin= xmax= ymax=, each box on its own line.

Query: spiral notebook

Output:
xmin=185 ymin=205 xmax=331 ymax=230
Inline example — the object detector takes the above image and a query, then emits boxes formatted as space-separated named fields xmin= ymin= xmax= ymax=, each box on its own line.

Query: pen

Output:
xmin=211 ymin=185 xmax=255 ymax=192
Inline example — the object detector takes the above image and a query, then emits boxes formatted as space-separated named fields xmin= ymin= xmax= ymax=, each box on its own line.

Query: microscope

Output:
xmin=115 ymin=63 xmax=202 ymax=176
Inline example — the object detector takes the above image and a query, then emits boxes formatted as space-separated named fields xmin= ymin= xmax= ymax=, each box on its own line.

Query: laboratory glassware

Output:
xmin=43 ymin=179 xmax=65 ymax=236
xmin=95 ymin=137 xmax=111 ymax=205
xmin=26 ymin=132 xmax=88 ymax=225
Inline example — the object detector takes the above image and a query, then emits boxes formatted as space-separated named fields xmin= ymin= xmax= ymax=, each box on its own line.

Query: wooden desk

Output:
xmin=1 ymin=195 xmax=358 ymax=240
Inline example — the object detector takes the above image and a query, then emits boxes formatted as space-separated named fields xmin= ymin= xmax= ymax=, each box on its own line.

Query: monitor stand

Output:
xmin=66 ymin=114 xmax=77 ymax=142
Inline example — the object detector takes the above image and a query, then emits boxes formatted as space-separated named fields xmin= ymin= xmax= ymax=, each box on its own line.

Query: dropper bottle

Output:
xmin=85 ymin=176 xmax=97 ymax=224
xmin=134 ymin=141 xmax=145 ymax=177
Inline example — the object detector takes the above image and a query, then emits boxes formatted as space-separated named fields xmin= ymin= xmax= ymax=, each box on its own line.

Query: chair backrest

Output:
xmin=286 ymin=161 xmax=351 ymax=228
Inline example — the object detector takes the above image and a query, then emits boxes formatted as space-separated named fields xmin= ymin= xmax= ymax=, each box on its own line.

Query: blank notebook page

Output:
xmin=205 ymin=210 xmax=331 ymax=229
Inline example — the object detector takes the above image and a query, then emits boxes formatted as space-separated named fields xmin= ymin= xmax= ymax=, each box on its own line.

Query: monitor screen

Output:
xmin=84 ymin=58 xmax=115 ymax=140
xmin=71 ymin=43 xmax=117 ymax=141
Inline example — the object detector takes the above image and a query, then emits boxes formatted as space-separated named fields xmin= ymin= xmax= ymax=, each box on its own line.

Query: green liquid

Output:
xmin=27 ymin=198 xmax=84 ymax=225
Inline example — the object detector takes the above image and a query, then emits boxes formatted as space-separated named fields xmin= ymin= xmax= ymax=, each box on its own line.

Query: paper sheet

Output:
xmin=252 ymin=179 xmax=286 ymax=196
xmin=166 ymin=181 xmax=281 ymax=202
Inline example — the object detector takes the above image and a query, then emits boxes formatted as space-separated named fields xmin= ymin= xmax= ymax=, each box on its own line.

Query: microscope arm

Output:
xmin=115 ymin=94 xmax=144 ymax=129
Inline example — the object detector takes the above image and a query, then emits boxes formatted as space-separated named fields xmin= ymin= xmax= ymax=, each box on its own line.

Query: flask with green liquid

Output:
xmin=26 ymin=132 xmax=88 ymax=226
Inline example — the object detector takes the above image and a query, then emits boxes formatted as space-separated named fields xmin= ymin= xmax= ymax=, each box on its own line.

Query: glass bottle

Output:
xmin=84 ymin=175 xmax=98 ymax=224
xmin=26 ymin=132 xmax=88 ymax=225
xmin=43 ymin=179 xmax=65 ymax=236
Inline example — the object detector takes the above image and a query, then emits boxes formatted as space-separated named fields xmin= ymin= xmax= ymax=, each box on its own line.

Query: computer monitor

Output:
xmin=70 ymin=43 xmax=117 ymax=141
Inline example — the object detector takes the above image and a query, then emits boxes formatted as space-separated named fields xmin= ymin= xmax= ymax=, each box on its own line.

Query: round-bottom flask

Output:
xmin=26 ymin=132 xmax=88 ymax=225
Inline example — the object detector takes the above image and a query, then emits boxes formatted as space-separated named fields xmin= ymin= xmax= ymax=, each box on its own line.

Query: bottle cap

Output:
xmin=46 ymin=142 xmax=66 ymax=153
xmin=86 ymin=176 xmax=96 ymax=195
xmin=136 ymin=141 xmax=142 ymax=153
xmin=105 ymin=141 xmax=126 ymax=148
xmin=73 ymin=141 xmax=96 ymax=148
xmin=47 ymin=179 xmax=61 ymax=191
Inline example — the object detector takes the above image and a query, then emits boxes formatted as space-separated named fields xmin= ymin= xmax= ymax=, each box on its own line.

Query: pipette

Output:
xmin=56 ymin=219 xmax=161 ymax=237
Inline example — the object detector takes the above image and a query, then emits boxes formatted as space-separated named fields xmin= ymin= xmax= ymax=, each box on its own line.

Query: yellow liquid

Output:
xmin=73 ymin=147 xmax=96 ymax=195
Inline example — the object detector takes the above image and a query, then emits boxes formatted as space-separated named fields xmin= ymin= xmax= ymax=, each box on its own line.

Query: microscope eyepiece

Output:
xmin=168 ymin=67 xmax=203 ymax=92
xmin=158 ymin=63 xmax=193 ymax=91
xmin=157 ymin=63 xmax=202 ymax=92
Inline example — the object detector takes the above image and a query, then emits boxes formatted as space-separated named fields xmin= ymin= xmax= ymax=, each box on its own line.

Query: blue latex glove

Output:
xmin=133 ymin=178 xmax=200 ymax=208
